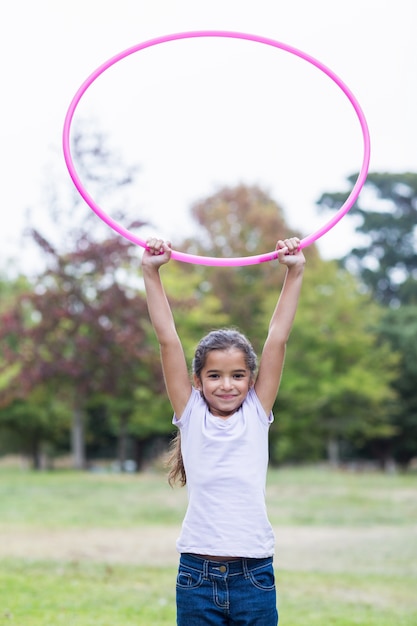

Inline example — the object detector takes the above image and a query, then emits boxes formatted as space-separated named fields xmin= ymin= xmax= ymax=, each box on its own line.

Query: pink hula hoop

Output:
xmin=63 ymin=30 xmax=371 ymax=267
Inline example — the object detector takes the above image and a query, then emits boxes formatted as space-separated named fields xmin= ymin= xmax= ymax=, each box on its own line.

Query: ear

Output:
xmin=193 ymin=373 xmax=201 ymax=390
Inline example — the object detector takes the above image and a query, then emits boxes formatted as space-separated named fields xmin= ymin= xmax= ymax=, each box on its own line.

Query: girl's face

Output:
xmin=194 ymin=348 xmax=253 ymax=419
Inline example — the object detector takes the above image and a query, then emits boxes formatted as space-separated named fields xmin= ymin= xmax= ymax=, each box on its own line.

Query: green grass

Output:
xmin=278 ymin=570 xmax=416 ymax=625
xmin=0 ymin=560 xmax=176 ymax=625
xmin=1 ymin=560 xmax=415 ymax=626
xmin=1 ymin=466 xmax=415 ymax=528
xmin=0 ymin=465 xmax=416 ymax=625
xmin=266 ymin=465 xmax=417 ymax=525
xmin=0 ymin=470 xmax=187 ymax=528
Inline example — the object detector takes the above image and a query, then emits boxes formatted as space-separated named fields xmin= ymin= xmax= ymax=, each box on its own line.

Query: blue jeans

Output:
xmin=176 ymin=553 xmax=278 ymax=625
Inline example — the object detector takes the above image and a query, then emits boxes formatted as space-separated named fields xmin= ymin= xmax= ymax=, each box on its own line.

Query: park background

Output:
xmin=1 ymin=1 xmax=416 ymax=624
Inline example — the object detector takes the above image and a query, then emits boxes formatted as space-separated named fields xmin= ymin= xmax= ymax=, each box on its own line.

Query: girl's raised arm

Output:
xmin=142 ymin=239 xmax=192 ymax=417
xmin=255 ymin=238 xmax=305 ymax=416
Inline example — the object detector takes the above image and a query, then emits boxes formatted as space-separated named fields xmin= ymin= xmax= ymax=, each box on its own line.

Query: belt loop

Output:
xmin=203 ymin=559 xmax=209 ymax=580
xmin=242 ymin=558 xmax=250 ymax=579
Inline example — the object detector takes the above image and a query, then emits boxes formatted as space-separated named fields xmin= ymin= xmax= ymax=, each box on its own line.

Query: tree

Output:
xmin=174 ymin=184 xmax=397 ymax=465
xmin=375 ymin=306 xmax=417 ymax=467
xmin=0 ymin=274 xmax=67 ymax=468
xmin=271 ymin=257 xmax=398 ymax=465
xmin=0 ymin=390 xmax=70 ymax=469
xmin=0 ymin=125 xmax=166 ymax=469
xmin=36 ymin=120 xmax=141 ymax=260
xmin=317 ymin=171 xmax=417 ymax=467
xmin=0 ymin=232 xmax=158 ymax=468
xmin=317 ymin=172 xmax=417 ymax=306
xmin=178 ymin=184 xmax=318 ymax=351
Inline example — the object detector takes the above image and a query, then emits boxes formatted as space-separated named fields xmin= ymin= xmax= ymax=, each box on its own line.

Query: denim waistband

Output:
xmin=180 ymin=553 xmax=273 ymax=577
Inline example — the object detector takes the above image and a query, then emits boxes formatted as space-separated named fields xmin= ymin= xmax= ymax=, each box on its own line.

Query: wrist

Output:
xmin=142 ymin=263 xmax=161 ymax=278
xmin=286 ymin=261 xmax=305 ymax=276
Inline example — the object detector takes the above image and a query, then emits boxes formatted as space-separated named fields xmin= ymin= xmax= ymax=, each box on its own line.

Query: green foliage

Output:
xmin=174 ymin=185 xmax=398 ymax=466
xmin=269 ymin=258 xmax=398 ymax=463
xmin=177 ymin=184 xmax=310 ymax=345
xmin=0 ymin=171 xmax=413 ymax=468
xmin=0 ymin=389 xmax=71 ymax=468
xmin=317 ymin=171 xmax=417 ymax=465
xmin=0 ymin=128 xmax=160 ymax=468
xmin=0 ymin=273 xmax=30 ymax=311
xmin=376 ymin=305 xmax=417 ymax=464
xmin=318 ymin=171 xmax=417 ymax=306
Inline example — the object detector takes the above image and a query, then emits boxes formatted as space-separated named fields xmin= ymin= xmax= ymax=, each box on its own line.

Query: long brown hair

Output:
xmin=167 ymin=432 xmax=186 ymax=487
xmin=166 ymin=329 xmax=257 ymax=486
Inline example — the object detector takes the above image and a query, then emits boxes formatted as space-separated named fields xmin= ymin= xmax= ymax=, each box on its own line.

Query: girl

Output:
xmin=142 ymin=237 xmax=305 ymax=625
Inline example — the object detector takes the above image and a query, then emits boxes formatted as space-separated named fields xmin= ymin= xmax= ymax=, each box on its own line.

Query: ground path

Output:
xmin=1 ymin=525 xmax=416 ymax=576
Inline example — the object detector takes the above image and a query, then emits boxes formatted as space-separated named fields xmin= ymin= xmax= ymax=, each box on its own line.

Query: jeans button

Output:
xmin=219 ymin=565 xmax=227 ymax=573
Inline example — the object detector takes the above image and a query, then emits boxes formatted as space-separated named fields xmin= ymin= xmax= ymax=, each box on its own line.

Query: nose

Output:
xmin=221 ymin=377 xmax=233 ymax=390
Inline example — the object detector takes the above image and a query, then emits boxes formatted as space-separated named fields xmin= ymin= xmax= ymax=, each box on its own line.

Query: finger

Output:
xmin=284 ymin=237 xmax=300 ymax=254
xmin=277 ymin=245 xmax=289 ymax=258
xmin=146 ymin=238 xmax=165 ymax=254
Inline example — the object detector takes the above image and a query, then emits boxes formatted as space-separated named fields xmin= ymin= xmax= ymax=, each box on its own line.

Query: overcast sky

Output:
xmin=1 ymin=0 xmax=416 ymax=270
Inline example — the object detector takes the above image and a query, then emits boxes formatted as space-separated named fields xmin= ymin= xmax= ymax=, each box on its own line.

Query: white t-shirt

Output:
xmin=173 ymin=387 xmax=275 ymax=558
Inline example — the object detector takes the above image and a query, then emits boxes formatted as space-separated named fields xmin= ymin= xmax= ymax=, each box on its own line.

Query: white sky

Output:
xmin=1 ymin=0 xmax=416 ymax=270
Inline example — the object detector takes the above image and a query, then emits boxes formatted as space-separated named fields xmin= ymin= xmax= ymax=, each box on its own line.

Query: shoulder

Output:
xmin=172 ymin=387 xmax=204 ymax=427
xmin=244 ymin=388 xmax=274 ymax=425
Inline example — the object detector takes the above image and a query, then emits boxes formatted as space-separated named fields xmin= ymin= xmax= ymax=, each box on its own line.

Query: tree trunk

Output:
xmin=327 ymin=436 xmax=340 ymax=467
xmin=71 ymin=406 xmax=85 ymax=469
xmin=118 ymin=412 xmax=129 ymax=471
xmin=31 ymin=438 xmax=42 ymax=471
xmin=133 ymin=437 xmax=148 ymax=471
